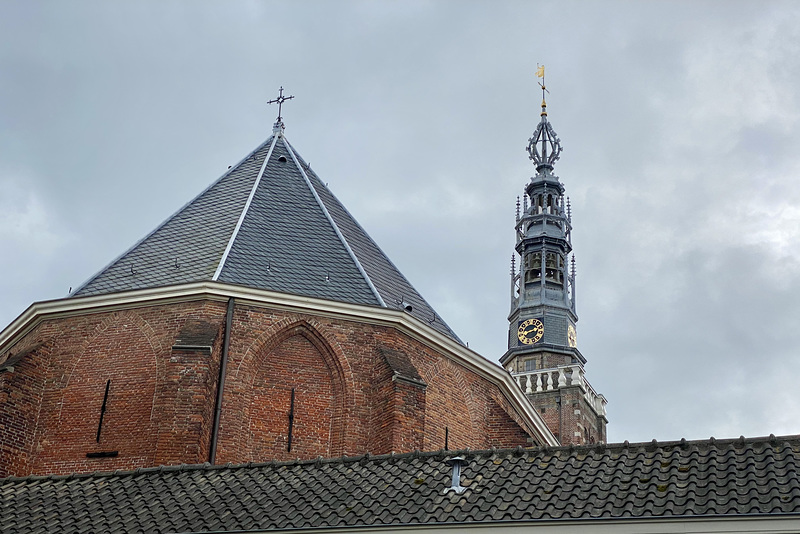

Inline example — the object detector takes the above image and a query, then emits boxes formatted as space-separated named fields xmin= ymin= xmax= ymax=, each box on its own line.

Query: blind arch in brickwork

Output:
xmin=220 ymin=319 xmax=352 ymax=461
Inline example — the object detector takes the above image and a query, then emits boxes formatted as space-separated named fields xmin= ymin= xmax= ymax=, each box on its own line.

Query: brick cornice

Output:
xmin=0 ymin=281 xmax=559 ymax=447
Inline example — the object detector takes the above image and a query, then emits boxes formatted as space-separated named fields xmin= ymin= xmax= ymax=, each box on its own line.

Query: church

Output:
xmin=0 ymin=84 xmax=797 ymax=533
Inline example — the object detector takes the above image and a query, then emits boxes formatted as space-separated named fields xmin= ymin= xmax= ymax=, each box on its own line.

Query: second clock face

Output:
xmin=568 ymin=324 xmax=577 ymax=348
xmin=517 ymin=318 xmax=544 ymax=345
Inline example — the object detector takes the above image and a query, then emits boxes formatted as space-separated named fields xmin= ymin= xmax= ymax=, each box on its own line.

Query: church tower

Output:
xmin=500 ymin=72 xmax=607 ymax=445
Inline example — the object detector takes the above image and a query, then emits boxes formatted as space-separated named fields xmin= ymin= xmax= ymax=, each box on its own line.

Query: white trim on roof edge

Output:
xmin=0 ymin=281 xmax=557 ymax=447
xmin=212 ymin=134 xmax=280 ymax=281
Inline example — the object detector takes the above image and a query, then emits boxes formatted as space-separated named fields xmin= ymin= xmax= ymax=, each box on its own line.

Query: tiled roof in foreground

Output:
xmin=2 ymin=435 xmax=799 ymax=533
xmin=71 ymin=127 xmax=461 ymax=343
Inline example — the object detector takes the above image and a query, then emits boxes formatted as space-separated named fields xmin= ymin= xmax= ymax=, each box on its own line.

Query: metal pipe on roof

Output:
xmin=444 ymin=456 xmax=467 ymax=494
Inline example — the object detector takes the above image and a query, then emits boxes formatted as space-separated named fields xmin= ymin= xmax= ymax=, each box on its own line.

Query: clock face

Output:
xmin=517 ymin=318 xmax=544 ymax=345
xmin=567 ymin=324 xmax=577 ymax=348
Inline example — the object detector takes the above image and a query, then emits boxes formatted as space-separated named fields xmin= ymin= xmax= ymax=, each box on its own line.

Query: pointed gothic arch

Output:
xmin=420 ymin=358 xmax=479 ymax=451
xmin=34 ymin=310 xmax=161 ymax=473
xmin=223 ymin=318 xmax=352 ymax=461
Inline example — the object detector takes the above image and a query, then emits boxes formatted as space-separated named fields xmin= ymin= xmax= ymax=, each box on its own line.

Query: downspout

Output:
xmin=209 ymin=297 xmax=235 ymax=464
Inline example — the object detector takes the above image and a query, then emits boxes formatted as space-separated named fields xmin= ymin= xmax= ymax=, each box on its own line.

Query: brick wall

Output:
xmin=0 ymin=298 xmax=535 ymax=477
xmin=0 ymin=344 xmax=47 ymax=476
xmin=525 ymin=387 xmax=607 ymax=446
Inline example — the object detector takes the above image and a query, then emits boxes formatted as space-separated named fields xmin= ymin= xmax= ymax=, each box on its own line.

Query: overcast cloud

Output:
xmin=1 ymin=0 xmax=799 ymax=443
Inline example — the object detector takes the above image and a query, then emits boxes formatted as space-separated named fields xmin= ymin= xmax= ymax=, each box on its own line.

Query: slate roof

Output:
xmin=2 ymin=435 xmax=798 ymax=533
xmin=72 ymin=128 xmax=461 ymax=342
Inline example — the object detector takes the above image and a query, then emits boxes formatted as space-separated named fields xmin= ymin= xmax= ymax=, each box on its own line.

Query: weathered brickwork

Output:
xmin=0 ymin=301 xmax=230 ymax=477
xmin=153 ymin=322 xmax=223 ymax=466
xmin=367 ymin=348 xmax=427 ymax=453
xmin=0 ymin=344 xmax=48 ymax=476
xmin=524 ymin=387 xmax=606 ymax=446
xmin=0 ymin=298 xmax=535 ymax=477
xmin=34 ymin=314 xmax=160 ymax=474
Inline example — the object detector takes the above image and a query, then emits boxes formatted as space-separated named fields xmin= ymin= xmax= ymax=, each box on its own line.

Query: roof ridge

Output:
xmin=286 ymin=140 xmax=462 ymax=342
xmin=70 ymin=136 xmax=275 ymax=296
xmin=212 ymin=134 xmax=280 ymax=280
xmin=4 ymin=434 xmax=798 ymax=484
xmin=281 ymin=136 xmax=385 ymax=307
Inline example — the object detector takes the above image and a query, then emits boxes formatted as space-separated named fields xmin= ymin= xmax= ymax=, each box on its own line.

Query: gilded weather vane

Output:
xmin=536 ymin=64 xmax=549 ymax=115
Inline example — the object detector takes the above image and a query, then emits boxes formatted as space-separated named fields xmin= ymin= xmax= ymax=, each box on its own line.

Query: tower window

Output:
xmin=545 ymin=252 xmax=564 ymax=285
xmin=524 ymin=253 xmax=541 ymax=283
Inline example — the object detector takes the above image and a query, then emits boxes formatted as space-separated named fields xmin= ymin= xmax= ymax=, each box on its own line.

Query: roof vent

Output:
xmin=395 ymin=297 xmax=412 ymax=313
xmin=278 ymin=156 xmax=287 ymax=163
xmin=443 ymin=456 xmax=468 ymax=494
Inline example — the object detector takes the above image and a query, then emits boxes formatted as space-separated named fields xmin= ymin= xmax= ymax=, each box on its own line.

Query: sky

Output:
xmin=1 ymin=0 xmax=800 ymax=444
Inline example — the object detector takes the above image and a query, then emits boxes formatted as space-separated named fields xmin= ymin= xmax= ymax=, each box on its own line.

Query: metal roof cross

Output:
xmin=267 ymin=86 xmax=295 ymax=123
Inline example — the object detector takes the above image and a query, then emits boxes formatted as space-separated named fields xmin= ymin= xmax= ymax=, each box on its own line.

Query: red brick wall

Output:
xmin=153 ymin=343 xmax=220 ymax=466
xmin=0 ymin=345 xmax=47 ymax=477
xmin=0 ymin=298 xmax=534 ymax=477
xmin=389 ymin=381 xmax=427 ymax=452
xmin=0 ymin=301 xmax=228 ymax=477
xmin=366 ymin=352 xmax=397 ymax=454
xmin=421 ymin=360 xmax=477 ymax=451
xmin=525 ymin=387 xmax=607 ymax=446
xmin=365 ymin=350 xmax=427 ymax=454
xmin=32 ymin=312 xmax=161 ymax=474
xmin=241 ymin=332 xmax=337 ymax=461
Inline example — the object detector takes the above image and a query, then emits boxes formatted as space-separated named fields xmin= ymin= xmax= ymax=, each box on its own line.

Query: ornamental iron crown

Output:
xmin=527 ymin=66 xmax=562 ymax=172
xmin=527 ymin=116 xmax=562 ymax=171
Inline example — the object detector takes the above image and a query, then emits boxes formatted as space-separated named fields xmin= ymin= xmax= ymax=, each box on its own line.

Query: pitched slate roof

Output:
xmin=2 ymin=435 xmax=798 ymax=533
xmin=72 ymin=127 xmax=461 ymax=342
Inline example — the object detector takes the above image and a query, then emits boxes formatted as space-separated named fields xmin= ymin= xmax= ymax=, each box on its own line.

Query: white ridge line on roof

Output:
xmin=283 ymin=137 xmax=387 ymax=308
xmin=212 ymin=134 xmax=280 ymax=281
xmin=70 ymin=137 xmax=275 ymax=297
xmin=290 ymin=158 xmax=463 ymax=344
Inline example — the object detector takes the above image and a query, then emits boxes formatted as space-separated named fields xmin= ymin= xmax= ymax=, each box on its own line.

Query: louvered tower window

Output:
xmin=544 ymin=252 xmax=564 ymax=285
xmin=524 ymin=253 xmax=541 ymax=283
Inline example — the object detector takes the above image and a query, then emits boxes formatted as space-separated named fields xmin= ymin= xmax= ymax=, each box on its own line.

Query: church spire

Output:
xmin=501 ymin=70 xmax=607 ymax=445
xmin=512 ymin=72 xmax=574 ymax=321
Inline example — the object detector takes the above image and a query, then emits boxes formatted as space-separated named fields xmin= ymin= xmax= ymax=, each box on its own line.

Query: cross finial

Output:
xmin=267 ymin=86 xmax=295 ymax=125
